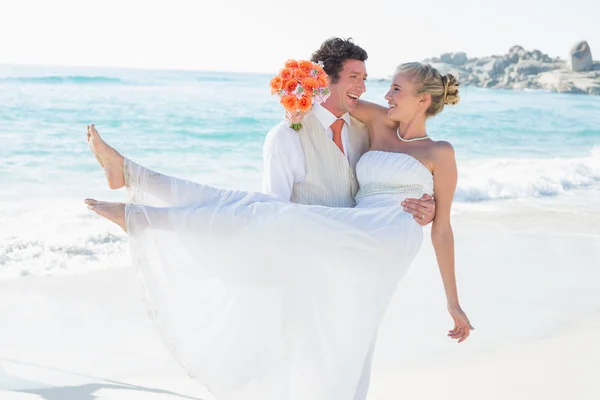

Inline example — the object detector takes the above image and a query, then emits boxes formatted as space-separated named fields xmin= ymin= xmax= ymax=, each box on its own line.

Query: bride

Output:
xmin=85 ymin=62 xmax=473 ymax=400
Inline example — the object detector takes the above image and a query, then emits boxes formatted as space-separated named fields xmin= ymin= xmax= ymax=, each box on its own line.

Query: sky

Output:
xmin=0 ymin=0 xmax=598 ymax=78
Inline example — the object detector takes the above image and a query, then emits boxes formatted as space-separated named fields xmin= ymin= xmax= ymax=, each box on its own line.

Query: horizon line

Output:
xmin=0 ymin=61 xmax=395 ymax=80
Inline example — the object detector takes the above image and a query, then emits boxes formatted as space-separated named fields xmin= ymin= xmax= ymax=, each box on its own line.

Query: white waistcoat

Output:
xmin=291 ymin=112 xmax=370 ymax=208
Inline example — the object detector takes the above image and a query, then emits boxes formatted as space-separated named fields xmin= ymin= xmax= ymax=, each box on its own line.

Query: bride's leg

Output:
xmin=85 ymin=199 xmax=167 ymax=235
xmin=85 ymin=198 xmax=243 ymax=237
xmin=124 ymin=158 xmax=231 ymax=207
xmin=87 ymin=124 xmax=227 ymax=207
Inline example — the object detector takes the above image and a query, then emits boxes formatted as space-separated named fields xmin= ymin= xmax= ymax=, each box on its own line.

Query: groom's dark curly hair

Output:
xmin=311 ymin=37 xmax=368 ymax=84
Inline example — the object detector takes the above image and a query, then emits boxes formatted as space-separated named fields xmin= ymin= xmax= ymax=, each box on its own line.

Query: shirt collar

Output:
xmin=312 ymin=102 xmax=351 ymax=130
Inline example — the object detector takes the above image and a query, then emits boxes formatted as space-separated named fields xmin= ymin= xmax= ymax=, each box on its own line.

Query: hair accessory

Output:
xmin=441 ymin=75 xmax=449 ymax=104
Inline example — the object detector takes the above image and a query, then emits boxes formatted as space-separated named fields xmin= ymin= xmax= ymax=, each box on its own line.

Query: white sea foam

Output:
xmin=0 ymin=199 xmax=129 ymax=280
xmin=455 ymin=147 xmax=600 ymax=202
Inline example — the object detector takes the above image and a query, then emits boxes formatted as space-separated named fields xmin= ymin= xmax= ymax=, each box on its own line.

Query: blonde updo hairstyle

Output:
xmin=395 ymin=62 xmax=460 ymax=117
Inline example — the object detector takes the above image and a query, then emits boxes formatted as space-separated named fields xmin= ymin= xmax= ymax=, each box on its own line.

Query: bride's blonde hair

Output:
xmin=396 ymin=62 xmax=460 ymax=117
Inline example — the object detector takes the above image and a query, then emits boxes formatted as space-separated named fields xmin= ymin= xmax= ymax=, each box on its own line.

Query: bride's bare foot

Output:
xmin=87 ymin=124 xmax=126 ymax=189
xmin=85 ymin=199 xmax=127 ymax=232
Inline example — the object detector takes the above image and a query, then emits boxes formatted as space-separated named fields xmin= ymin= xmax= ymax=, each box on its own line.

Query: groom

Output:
xmin=262 ymin=37 xmax=435 ymax=399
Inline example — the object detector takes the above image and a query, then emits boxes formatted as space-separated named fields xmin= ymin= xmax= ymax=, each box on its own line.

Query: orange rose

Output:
xmin=298 ymin=60 xmax=313 ymax=74
xmin=279 ymin=68 xmax=293 ymax=80
xmin=317 ymin=75 xmax=328 ymax=88
xmin=284 ymin=79 xmax=298 ymax=93
xmin=293 ymin=69 xmax=307 ymax=82
xmin=301 ymin=77 xmax=318 ymax=95
xmin=280 ymin=95 xmax=298 ymax=111
xmin=270 ymin=76 xmax=283 ymax=94
xmin=285 ymin=59 xmax=299 ymax=69
xmin=297 ymin=95 xmax=312 ymax=112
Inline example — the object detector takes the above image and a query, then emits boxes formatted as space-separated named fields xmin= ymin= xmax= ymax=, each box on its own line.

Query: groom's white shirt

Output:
xmin=262 ymin=103 xmax=352 ymax=201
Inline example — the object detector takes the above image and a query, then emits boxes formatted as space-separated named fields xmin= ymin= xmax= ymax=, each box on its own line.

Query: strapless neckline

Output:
xmin=362 ymin=150 xmax=433 ymax=177
xmin=354 ymin=149 xmax=435 ymax=207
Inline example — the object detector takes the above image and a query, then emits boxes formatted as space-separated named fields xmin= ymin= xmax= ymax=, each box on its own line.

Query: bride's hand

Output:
xmin=286 ymin=110 xmax=307 ymax=125
xmin=447 ymin=304 xmax=474 ymax=343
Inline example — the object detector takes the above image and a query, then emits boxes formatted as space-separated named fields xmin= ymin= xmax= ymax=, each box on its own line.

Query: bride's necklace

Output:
xmin=397 ymin=127 xmax=429 ymax=143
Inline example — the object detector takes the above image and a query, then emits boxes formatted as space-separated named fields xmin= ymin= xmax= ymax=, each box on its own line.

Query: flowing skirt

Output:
xmin=123 ymin=159 xmax=423 ymax=400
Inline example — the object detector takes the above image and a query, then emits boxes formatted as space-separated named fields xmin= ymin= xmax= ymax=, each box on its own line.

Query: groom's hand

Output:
xmin=285 ymin=110 xmax=308 ymax=125
xmin=402 ymin=194 xmax=435 ymax=226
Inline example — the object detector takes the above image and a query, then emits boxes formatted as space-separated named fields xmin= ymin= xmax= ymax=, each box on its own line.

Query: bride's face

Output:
xmin=384 ymin=73 xmax=426 ymax=122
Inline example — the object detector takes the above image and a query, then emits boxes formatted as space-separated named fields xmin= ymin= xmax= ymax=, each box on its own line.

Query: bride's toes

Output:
xmin=89 ymin=124 xmax=100 ymax=139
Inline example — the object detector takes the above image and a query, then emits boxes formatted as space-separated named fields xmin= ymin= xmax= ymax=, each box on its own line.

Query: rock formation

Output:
xmin=422 ymin=41 xmax=599 ymax=95
xmin=569 ymin=41 xmax=593 ymax=72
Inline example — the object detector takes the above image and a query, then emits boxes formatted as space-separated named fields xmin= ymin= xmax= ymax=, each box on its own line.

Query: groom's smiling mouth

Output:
xmin=347 ymin=93 xmax=360 ymax=100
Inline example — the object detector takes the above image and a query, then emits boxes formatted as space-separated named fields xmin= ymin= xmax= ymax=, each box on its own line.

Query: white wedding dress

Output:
xmin=123 ymin=150 xmax=433 ymax=400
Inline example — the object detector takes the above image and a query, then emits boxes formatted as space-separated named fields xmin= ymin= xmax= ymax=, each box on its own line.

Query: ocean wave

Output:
xmin=455 ymin=147 xmax=600 ymax=202
xmin=0 ymin=75 xmax=124 ymax=85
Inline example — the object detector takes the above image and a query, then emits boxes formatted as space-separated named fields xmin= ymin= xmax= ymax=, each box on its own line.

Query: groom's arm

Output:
xmin=262 ymin=122 xmax=303 ymax=201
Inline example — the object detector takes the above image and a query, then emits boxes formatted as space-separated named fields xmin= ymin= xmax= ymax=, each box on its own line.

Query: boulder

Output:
xmin=509 ymin=45 xmax=524 ymax=55
xmin=542 ymin=54 xmax=553 ymax=63
xmin=505 ymin=53 xmax=520 ymax=64
xmin=464 ymin=74 xmax=480 ymax=84
xmin=439 ymin=52 xmax=468 ymax=65
xmin=481 ymin=58 xmax=508 ymax=75
xmin=515 ymin=60 xmax=553 ymax=75
xmin=554 ymin=81 xmax=587 ymax=94
xmin=475 ymin=57 xmax=494 ymax=66
xmin=483 ymin=78 xmax=499 ymax=88
xmin=588 ymin=86 xmax=600 ymax=95
xmin=440 ymin=53 xmax=453 ymax=64
xmin=531 ymin=50 xmax=543 ymax=61
xmin=569 ymin=41 xmax=593 ymax=72
xmin=526 ymin=79 xmax=543 ymax=90
xmin=451 ymin=52 xmax=468 ymax=65
xmin=521 ymin=51 xmax=534 ymax=60
xmin=500 ymin=74 xmax=513 ymax=87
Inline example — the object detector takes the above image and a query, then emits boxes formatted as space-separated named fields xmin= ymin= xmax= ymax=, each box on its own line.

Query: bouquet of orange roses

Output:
xmin=270 ymin=59 xmax=330 ymax=131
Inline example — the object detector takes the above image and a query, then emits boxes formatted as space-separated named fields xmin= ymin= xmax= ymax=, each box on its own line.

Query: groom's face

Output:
xmin=327 ymin=59 xmax=367 ymax=115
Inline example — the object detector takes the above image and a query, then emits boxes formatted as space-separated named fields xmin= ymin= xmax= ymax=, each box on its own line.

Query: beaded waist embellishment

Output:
xmin=355 ymin=183 xmax=426 ymax=202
